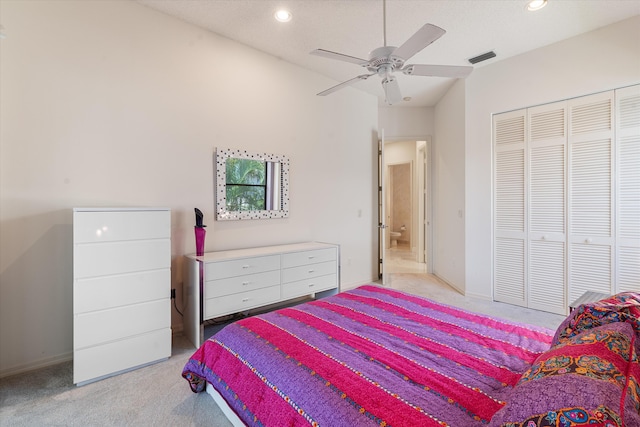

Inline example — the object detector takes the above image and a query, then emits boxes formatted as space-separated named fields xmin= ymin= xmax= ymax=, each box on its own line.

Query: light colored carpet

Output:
xmin=0 ymin=274 xmax=566 ymax=426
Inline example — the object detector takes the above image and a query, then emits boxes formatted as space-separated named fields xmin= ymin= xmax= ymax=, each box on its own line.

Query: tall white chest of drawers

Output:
xmin=183 ymin=242 xmax=340 ymax=348
xmin=73 ymin=208 xmax=172 ymax=385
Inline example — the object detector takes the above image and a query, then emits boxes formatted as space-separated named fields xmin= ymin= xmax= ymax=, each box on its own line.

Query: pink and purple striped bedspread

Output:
xmin=182 ymin=285 xmax=553 ymax=426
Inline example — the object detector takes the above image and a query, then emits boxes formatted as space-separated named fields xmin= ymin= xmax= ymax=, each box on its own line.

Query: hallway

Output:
xmin=386 ymin=242 xmax=426 ymax=274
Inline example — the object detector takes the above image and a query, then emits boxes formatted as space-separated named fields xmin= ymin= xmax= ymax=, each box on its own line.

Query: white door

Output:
xmin=528 ymin=101 xmax=567 ymax=315
xmin=493 ymin=109 xmax=528 ymax=308
xmin=418 ymin=141 xmax=433 ymax=272
xmin=378 ymin=131 xmax=387 ymax=284
xmin=615 ymin=85 xmax=640 ymax=292
xmin=567 ymin=91 xmax=615 ymax=302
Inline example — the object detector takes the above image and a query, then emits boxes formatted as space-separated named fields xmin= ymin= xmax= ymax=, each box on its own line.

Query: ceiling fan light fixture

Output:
xmin=527 ymin=0 xmax=547 ymax=11
xmin=274 ymin=9 xmax=292 ymax=22
xmin=311 ymin=0 xmax=473 ymax=104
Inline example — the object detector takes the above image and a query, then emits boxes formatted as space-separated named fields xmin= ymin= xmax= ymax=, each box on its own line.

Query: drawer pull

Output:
xmin=242 ymin=298 xmax=250 ymax=302
xmin=308 ymin=256 xmax=315 ymax=259
xmin=242 ymin=265 xmax=250 ymax=269
xmin=242 ymin=281 xmax=250 ymax=286
xmin=309 ymin=283 xmax=315 ymax=287
xmin=308 ymin=269 xmax=315 ymax=273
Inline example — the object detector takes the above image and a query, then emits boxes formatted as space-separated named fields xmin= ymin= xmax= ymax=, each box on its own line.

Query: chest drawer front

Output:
xmin=74 ymin=239 xmax=170 ymax=279
xmin=205 ymin=255 xmax=280 ymax=281
xmin=282 ymin=248 xmax=336 ymax=268
xmin=74 ymin=210 xmax=170 ymax=243
xmin=74 ymin=299 xmax=170 ymax=349
xmin=205 ymin=270 xmax=281 ymax=298
xmin=205 ymin=285 xmax=280 ymax=319
xmin=282 ymin=274 xmax=338 ymax=300
xmin=282 ymin=260 xmax=337 ymax=284
xmin=74 ymin=328 xmax=171 ymax=385
xmin=74 ymin=269 xmax=169 ymax=314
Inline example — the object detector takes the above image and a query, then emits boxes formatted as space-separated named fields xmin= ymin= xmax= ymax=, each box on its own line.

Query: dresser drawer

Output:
xmin=74 ymin=269 xmax=169 ymax=314
xmin=282 ymin=274 xmax=337 ymax=300
xmin=74 ymin=210 xmax=170 ymax=243
xmin=282 ymin=260 xmax=337 ymax=284
xmin=74 ymin=299 xmax=170 ymax=349
xmin=74 ymin=239 xmax=170 ymax=279
xmin=74 ymin=328 xmax=171 ymax=385
xmin=205 ymin=255 xmax=280 ymax=281
xmin=282 ymin=248 xmax=336 ymax=268
xmin=205 ymin=285 xmax=280 ymax=319
xmin=205 ymin=270 xmax=280 ymax=298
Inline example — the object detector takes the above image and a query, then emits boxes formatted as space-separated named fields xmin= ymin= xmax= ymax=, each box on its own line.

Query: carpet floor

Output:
xmin=0 ymin=274 xmax=566 ymax=426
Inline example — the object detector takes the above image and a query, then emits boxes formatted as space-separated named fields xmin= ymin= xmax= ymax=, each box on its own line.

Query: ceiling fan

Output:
xmin=310 ymin=0 xmax=473 ymax=105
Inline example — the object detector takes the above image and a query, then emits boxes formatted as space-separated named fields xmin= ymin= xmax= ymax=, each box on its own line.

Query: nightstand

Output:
xmin=569 ymin=291 xmax=610 ymax=313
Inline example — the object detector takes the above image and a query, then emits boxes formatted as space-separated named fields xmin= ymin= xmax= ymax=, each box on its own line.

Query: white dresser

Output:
xmin=73 ymin=208 xmax=172 ymax=385
xmin=184 ymin=242 xmax=340 ymax=348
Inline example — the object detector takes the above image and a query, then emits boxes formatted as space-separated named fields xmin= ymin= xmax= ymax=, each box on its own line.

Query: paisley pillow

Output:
xmin=488 ymin=320 xmax=639 ymax=427
xmin=553 ymin=292 xmax=640 ymax=346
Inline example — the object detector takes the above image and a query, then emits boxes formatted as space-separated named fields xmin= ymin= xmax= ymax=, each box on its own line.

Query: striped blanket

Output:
xmin=182 ymin=285 xmax=553 ymax=426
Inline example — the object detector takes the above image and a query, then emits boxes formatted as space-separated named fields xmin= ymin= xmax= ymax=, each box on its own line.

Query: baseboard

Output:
xmin=0 ymin=351 xmax=73 ymax=379
xmin=341 ymin=279 xmax=378 ymax=291
xmin=432 ymin=272 xmax=464 ymax=295
xmin=433 ymin=273 xmax=493 ymax=301
xmin=464 ymin=291 xmax=493 ymax=301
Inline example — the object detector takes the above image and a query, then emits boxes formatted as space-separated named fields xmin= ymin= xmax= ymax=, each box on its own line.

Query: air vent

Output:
xmin=468 ymin=51 xmax=496 ymax=65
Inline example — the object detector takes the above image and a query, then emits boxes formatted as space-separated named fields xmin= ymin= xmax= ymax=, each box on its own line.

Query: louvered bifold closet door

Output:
xmin=528 ymin=102 xmax=567 ymax=314
xmin=616 ymin=85 xmax=640 ymax=293
xmin=494 ymin=109 xmax=527 ymax=307
xmin=568 ymin=91 xmax=615 ymax=302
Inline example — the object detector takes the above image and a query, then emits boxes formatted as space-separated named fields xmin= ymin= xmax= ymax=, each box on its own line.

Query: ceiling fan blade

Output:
xmin=317 ymin=74 xmax=375 ymax=96
xmin=402 ymin=64 xmax=473 ymax=78
xmin=310 ymin=49 xmax=369 ymax=66
xmin=381 ymin=76 xmax=402 ymax=105
xmin=391 ymin=24 xmax=446 ymax=62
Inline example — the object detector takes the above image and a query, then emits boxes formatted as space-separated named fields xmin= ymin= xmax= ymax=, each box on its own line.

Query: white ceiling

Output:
xmin=136 ymin=0 xmax=640 ymax=107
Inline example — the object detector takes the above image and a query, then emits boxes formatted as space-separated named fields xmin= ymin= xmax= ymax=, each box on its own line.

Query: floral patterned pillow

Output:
xmin=489 ymin=314 xmax=639 ymax=426
xmin=553 ymin=292 xmax=640 ymax=346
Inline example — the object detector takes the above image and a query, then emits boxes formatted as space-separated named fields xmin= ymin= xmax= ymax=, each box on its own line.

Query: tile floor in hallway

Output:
xmin=385 ymin=242 xmax=427 ymax=274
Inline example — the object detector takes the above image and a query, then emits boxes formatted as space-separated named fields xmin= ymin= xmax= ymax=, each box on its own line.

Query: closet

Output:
xmin=493 ymin=85 xmax=639 ymax=315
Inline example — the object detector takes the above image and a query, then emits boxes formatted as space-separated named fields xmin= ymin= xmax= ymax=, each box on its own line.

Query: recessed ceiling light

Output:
xmin=274 ymin=9 xmax=292 ymax=22
xmin=527 ymin=0 xmax=547 ymax=11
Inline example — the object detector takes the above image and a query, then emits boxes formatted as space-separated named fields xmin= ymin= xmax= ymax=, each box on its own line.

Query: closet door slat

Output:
xmin=568 ymin=91 xmax=615 ymax=298
xmin=495 ymin=238 xmax=526 ymax=304
xmin=615 ymin=85 xmax=640 ymax=292
xmin=528 ymin=102 xmax=567 ymax=314
xmin=494 ymin=110 xmax=527 ymax=307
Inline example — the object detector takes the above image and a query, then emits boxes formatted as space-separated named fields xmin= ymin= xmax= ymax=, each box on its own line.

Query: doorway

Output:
xmin=381 ymin=139 xmax=431 ymax=278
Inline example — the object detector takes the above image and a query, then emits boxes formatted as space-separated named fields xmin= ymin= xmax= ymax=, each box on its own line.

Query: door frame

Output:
xmin=379 ymin=135 xmax=433 ymax=281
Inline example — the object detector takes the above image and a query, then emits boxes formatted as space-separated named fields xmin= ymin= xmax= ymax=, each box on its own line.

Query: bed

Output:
xmin=182 ymin=285 xmax=640 ymax=427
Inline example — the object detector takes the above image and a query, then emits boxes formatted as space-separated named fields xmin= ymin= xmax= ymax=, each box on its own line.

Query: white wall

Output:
xmin=0 ymin=0 xmax=378 ymax=376
xmin=464 ymin=16 xmax=640 ymax=300
xmin=433 ymin=79 xmax=466 ymax=292
xmin=379 ymin=106 xmax=434 ymax=138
